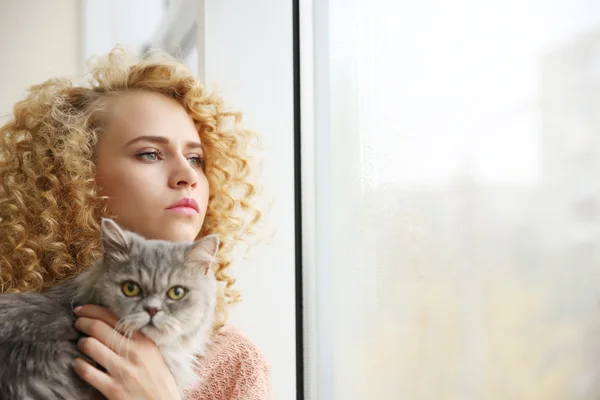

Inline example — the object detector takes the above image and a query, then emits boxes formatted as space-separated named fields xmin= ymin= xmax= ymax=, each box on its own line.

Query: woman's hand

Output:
xmin=72 ymin=305 xmax=181 ymax=400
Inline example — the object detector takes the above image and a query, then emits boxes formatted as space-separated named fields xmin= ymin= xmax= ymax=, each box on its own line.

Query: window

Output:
xmin=301 ymin=0 xmax=600 ymax=398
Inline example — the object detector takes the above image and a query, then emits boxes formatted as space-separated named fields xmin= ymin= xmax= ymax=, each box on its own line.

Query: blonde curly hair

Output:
xmin=0 ymin=48 xmax=260 ymax=329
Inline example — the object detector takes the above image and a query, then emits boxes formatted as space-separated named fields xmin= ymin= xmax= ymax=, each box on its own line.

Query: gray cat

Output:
xmin=0 ymin=218 xmax=219 ymax=399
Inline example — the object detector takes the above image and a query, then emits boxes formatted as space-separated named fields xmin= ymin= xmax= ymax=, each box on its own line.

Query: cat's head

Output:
xmin=93 ymin=218 xmax=219 ymax=345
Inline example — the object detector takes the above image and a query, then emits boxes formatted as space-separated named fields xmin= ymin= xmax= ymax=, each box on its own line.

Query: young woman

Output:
xmin=0 ymin=48 xmax=270 ymax=399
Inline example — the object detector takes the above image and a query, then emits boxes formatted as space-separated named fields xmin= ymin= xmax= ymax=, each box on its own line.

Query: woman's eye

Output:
xmin=137 ymin=151 xmax=161 ymax=162
xmin=187 ymin=156 xmax=205 ymax=168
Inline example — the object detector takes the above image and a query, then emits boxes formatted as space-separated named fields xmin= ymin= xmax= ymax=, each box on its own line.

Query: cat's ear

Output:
xmin=100 ymin=218 xmax=129 ymax=263
xmin=185 ymin=234 xmax=220 ymax=276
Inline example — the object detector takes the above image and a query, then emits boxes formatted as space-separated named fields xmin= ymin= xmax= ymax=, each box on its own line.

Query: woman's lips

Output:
xmin=166 ymin=206 xmax=198 ymax=215
xmin=166 ymin=197 xmax=199 ymax=214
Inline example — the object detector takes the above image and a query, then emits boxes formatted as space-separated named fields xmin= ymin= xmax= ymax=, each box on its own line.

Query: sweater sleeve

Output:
xmin=186 ymin=326 xmax=271 ymax=400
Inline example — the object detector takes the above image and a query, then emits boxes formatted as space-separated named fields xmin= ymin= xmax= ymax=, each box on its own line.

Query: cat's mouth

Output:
xmin=141 ymin=319 xmax=170 ymax=335
xmin=116 ymin=315 xmax=172 ymax=343
xmin=143 ymin=320 xmax=161 ymax=331
xmin=140 ymin=323 xmax=171 ymax=344
xmin=141 ymin=324 xmax=159 ymax=336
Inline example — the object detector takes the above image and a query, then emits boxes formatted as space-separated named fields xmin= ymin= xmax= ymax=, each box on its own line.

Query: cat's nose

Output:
xmin=145 ymin=307 xmax=160 ymax=317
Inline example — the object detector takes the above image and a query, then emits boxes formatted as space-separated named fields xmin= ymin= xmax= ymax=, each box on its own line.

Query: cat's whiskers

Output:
xmin=161 ymin=317 xmax=183 ymax=338
xmin=104 ymin=325 xmax=128 ymax=375
xmin=115 ymin=317 xmax=140 ymax=365
xmin=115 ymin=335 xmax=129 ymax=385
xmin=108 ymin=321 xmax=136 ymax=385
xmin=122 ymin=327 xmax=135 ymax=366
xmin=120 ymin=314 xmax=146 ymax=328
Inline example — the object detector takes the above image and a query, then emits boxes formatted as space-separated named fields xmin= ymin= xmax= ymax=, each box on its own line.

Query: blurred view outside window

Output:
xmin=308 ymin=0 xmax=600 ymax=398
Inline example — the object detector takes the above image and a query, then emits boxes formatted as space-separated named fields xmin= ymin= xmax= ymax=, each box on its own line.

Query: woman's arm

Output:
xmin=72 ymin=305 xmax=181 ymax=400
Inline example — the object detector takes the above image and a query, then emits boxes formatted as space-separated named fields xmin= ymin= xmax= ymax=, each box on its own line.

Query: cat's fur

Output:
xmin=0 ymin=218 xmax=219 ymax=400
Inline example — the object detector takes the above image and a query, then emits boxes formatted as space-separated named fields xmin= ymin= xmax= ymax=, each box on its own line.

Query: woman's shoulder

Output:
xmin=187 ymin=325 xmax=271 ymax=400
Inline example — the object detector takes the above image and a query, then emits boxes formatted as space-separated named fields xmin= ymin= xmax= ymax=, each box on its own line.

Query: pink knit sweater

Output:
xmin=186 ymin=326 xmax=271 ymax=400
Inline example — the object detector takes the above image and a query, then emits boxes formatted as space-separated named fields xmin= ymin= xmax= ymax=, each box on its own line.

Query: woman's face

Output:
xmin=94 ymin=91 xmax=209 ymax=242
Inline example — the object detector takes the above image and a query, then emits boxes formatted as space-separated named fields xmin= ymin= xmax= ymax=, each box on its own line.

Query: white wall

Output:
xmin=202 ymin=2 xmax=297 ymax=399
xmin=0 ymin=0 xmax=80 ymax=122
xmin=82 ymin=0 xmax=199 ymax=75
xmin=82 ymin=0 xmax=164 ymax=64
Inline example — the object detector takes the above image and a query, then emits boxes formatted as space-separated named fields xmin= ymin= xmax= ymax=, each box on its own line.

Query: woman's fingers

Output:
xmin=73 ymin=358 xmax=119 ymax=400
xmin=75 ymin=317 xmax=136 ymax=358
xmin=77 ymin=336 xmax=123 ymax=374
xmin=75 ymin=304 xmax=144 ymax=341
xmin=75 ymin=305 xmax=119 ymax=328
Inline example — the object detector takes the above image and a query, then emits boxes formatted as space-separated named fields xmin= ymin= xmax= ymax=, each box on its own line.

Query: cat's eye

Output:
xmin=167 ymin=286 xmax=187 ymax=300
xmin=122 ymin=281 xmax=141 ymax=297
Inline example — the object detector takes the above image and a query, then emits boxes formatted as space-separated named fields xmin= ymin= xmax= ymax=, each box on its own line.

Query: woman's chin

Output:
xmin=148 ymin=220 xmax=202 ymax=243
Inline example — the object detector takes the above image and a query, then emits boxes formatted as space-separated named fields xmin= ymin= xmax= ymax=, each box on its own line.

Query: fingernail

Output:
xmin=74 ymin=306 xmax=82 ymax=315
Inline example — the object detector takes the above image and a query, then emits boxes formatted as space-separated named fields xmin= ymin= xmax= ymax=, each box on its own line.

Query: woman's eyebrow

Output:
xmin=125 ymin=135 xmax=169 ymax=146
xmin=125 ymin=135 xmax=203 ymax=150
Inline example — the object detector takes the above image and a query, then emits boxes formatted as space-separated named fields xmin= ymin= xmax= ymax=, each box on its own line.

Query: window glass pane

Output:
xmin=313 ymin=1 xmax=600 ymax=398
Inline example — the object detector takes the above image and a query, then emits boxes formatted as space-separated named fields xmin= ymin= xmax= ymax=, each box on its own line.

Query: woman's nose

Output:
xmin=169 ymin=157 xmax=198 ymax=189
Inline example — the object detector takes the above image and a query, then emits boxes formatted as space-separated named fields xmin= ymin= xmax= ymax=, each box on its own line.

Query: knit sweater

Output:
xmin=186 ymin=326 xmax=271 ymax=400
